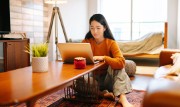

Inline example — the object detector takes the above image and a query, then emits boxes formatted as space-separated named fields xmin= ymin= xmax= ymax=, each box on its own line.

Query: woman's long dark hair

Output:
xmin=85 ymin=14 xmax=115 ymax=40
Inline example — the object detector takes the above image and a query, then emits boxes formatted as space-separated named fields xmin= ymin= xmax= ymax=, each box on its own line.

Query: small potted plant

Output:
xmin=25 ymin=42 xmax=49 ymax=72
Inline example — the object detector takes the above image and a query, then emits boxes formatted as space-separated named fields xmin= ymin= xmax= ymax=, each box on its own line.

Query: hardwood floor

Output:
xmin=129 ymin=58 xmax=158 ymax=91
xmin=130 ymin=75 xmax=153 ymax=90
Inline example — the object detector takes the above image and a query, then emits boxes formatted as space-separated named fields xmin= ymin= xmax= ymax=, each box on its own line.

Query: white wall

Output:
xmin=167 ymin=0 xmax=178 ymax=49
xmin=48 ymin=0 xmax=89 ymax=61
xmin=57 ymin=0 xmax=88 ymax=41
xmin=178 ymin=0 xmax=180 ymax=49
xmin=88 ymin=0 xmax=99 ymax=19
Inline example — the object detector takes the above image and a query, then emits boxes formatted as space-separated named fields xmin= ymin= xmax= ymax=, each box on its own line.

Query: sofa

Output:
xmin=143 ymin=49 xmax=180 ymax=107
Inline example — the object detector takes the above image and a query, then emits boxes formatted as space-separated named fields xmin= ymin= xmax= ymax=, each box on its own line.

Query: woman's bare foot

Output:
xmin=100 ymin=90 xmax=115 ymax=101
xmin=104 ymin=92 xmax=115 ymax=101
xmin=118 ymin=93 xmax=134 ymax=107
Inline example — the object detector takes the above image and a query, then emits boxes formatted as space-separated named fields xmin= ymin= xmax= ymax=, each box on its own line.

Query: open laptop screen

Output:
xmin=57 ymin=43 xmax=95 ymax=64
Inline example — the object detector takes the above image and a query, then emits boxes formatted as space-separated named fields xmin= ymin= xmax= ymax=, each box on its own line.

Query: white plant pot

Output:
xmin=32 ymin=56 xmax=48 ymax=72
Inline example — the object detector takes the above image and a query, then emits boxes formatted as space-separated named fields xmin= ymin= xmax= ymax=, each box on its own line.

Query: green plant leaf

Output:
xmin=25 ymin=42 xmax=49 ymax=57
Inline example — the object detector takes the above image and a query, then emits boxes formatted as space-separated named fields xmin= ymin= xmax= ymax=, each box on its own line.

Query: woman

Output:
xmin=82 ymin=14 xmax=133 ymax=107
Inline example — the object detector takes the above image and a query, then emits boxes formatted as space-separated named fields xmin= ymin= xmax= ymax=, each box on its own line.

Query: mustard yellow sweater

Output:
xmin=82 ymin=38 xmax=125 ymax=73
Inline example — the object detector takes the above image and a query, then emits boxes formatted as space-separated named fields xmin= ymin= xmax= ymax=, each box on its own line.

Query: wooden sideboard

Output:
xmin=0 ymin=38 xmax=30 ymax=72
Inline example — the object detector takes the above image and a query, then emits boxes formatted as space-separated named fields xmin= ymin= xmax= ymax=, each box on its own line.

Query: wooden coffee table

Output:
xmin=0 ymin=61 xmax=105 ymax=107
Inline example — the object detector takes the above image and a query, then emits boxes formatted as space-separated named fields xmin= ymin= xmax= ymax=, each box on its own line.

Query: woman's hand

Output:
xmin=93 ymin=56 xmax=105 ymax=61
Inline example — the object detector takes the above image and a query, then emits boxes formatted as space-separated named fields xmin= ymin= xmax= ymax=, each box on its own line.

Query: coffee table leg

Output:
xmin=92 ymin=71 xmax=99 ymax=101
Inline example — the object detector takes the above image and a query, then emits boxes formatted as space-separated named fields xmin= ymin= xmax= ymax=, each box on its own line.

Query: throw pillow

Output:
xmin=125 ymin=60 xmax=136 ymax=76
xmin=167 ymin=53 xmax=180 ymax=76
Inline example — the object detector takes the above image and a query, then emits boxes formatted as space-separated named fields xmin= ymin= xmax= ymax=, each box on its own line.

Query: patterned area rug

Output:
xmin=17 ymin=90 xmax=145 ymax=107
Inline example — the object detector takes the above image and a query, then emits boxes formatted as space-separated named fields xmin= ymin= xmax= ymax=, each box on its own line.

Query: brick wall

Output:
xmin=10 ymin=0 xmax=50 ymax=44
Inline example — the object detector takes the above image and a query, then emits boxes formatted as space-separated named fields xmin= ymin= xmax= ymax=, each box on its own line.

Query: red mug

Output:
xmin=74 ymin=57 xmax=86 ymax=69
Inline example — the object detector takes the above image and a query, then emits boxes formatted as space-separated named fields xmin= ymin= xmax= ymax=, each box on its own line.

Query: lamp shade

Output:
xmin=44 ymin=0 xmax=67 ymax=4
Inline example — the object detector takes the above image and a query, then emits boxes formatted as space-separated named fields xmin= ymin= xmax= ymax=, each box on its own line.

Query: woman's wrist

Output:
xmin=93 ymin=56 xmax=105 ymax=61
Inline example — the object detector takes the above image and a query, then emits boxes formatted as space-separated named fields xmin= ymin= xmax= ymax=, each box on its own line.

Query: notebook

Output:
xmin=57 ymin=43 xmax=98 ymax=64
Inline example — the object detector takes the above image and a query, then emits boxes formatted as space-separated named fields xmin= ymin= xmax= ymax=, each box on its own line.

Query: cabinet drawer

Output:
xmin=2 ymin=39 xmax=30 ymax=72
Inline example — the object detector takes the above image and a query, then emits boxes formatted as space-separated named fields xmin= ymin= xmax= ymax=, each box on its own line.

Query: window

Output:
xmin=99 ymin=0 xmax=167 ymax=41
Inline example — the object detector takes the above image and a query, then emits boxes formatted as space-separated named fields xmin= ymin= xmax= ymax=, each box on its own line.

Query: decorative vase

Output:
xmin=32 ymin=56 xmax=48 ymax=72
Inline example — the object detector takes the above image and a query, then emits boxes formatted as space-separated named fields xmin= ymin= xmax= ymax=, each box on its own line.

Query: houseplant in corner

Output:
xmin=25 ymin=42 xmax=49 ymax=72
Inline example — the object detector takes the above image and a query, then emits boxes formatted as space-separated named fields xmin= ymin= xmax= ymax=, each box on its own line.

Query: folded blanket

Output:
xmin=117 ymin=32 xmax=163 ymax=55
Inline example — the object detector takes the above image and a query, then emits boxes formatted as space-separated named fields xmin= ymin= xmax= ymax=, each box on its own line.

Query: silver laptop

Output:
xmin=57 ymin=43 xmax=98 ymax=64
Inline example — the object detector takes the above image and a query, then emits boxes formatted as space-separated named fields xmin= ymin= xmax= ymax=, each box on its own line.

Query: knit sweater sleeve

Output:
xmin=104 ymin=41 xmax=125 ymax=69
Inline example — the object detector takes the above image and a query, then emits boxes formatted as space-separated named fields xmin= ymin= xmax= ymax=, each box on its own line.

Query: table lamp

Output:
xmin=44 ymin=0 xmax=68 ymax=60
